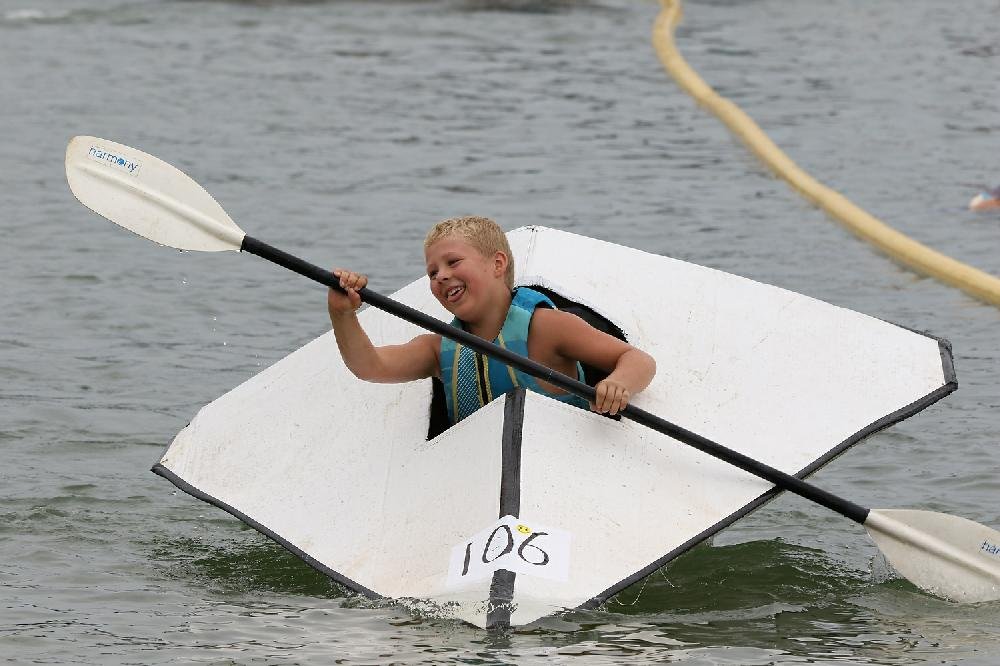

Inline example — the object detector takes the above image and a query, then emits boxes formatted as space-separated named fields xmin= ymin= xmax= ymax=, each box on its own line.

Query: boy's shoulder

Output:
xmin=527 ymin=306 xmax=580 ymax=340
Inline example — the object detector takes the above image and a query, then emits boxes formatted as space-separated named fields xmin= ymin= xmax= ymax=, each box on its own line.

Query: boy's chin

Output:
xmin=444 ymin=300 xmax=476 ymax=322
xmin=436 ymin=297 xmax=461 ymax=316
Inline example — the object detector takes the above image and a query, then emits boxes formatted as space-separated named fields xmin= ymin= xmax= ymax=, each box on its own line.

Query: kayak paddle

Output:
xmin=65 ymin=135 xmax=1000 ymax=604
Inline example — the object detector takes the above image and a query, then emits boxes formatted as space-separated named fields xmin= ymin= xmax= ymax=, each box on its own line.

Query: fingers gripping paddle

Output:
xmin=66 ymin=136 xmax=1000 ymax=603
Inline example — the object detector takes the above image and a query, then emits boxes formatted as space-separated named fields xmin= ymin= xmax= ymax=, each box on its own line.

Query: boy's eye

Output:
xmin=448 ymin=258 xmax=460 ymax=266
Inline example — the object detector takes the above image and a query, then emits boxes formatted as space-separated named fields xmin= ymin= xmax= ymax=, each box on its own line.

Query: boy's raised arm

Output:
xmin=328 ymin=270 xmax=440 ymax=383
xmin=534 ymin=308 xmax=657 ymax=416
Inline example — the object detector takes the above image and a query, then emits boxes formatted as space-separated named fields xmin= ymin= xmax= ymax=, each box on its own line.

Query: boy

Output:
xmin=328 ymin=217 xmax=656 ymax=423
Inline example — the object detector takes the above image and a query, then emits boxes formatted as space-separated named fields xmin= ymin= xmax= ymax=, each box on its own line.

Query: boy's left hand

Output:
xmin=591 ymin=378 xmax=631 ymax=416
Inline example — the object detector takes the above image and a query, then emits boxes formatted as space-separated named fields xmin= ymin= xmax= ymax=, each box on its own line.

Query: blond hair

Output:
xmin=424 ymin=216 xmax=515 ymax=289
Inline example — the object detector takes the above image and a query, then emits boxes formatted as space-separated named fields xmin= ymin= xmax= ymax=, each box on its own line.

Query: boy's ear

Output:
xmin=492 ymin=250 xmax=509 ymax=276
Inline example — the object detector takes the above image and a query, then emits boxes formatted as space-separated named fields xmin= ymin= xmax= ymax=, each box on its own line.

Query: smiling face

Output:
xmin=425 ymin=236 xmax=510 ymax=324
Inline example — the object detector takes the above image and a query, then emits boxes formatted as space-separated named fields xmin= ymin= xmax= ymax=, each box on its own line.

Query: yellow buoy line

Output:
xmin=652 ymin=0 xmax=1000 ymax=308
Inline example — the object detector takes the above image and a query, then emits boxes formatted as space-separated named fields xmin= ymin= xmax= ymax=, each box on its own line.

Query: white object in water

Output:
xmin=153 ymin=226 xmax=953 ymax=628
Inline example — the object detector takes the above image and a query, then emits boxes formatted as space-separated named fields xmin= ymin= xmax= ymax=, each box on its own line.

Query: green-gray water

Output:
xmin=3 ymin=0 xmax=1000 ymax=663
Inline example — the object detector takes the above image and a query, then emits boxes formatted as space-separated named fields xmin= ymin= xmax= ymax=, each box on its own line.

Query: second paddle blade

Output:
xmin=865 ymin=508 xmax=1000 ymax=602
xmin=65 ymin=136 xmax=246 ymax=252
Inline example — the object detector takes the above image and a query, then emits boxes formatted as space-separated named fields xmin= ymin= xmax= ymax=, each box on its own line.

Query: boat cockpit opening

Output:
xmin=426 ymin=286 xmax=627 ymax=440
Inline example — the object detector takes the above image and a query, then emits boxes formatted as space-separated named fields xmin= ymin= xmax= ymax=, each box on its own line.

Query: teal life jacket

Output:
xmin=440 ymin=287 xmax=591 ymax=424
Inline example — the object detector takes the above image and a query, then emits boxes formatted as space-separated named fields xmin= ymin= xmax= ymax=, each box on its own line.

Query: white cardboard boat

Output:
xmin=153 ymin=226 xmax=955 ymax=628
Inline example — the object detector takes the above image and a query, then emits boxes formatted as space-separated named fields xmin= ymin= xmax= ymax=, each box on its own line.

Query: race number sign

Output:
xmin=446 ymin=515 xmax=571 ymax=587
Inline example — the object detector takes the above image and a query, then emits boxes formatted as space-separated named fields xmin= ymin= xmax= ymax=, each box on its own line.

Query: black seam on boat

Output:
xmin=486 ymin=570 xmax=516 ymax=631
xmin=150 ymin=463 xmax=381 ymax=600
xmin=580 ymin=376 xmax=956 ymax=612
xmin=486 ymin=388 xmax=526 ymax=631
xmin=938 ymin=338 xmax=957 ymax=385
xmin=499 ymin=388 xmax=525 ymax=519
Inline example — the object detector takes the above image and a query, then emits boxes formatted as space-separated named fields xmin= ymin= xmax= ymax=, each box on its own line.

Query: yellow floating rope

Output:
xmin=653 ymin=0 xmax=1000 ymax=308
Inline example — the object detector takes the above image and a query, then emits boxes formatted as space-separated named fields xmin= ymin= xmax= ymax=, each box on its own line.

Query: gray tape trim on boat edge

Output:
xmin=150 ymin=462 xmax=381 ymax=600
xmin=486 ymin=388 xmax=526 ymax=631
xmin=582 ymin=340 xmax=957 ymax=612
xmin=938 ymin=338 xmax=957 ymax=385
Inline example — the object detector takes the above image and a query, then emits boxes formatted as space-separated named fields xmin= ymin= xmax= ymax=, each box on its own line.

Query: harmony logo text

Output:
xmin=87 ymin=146 xmax=141 ymax=175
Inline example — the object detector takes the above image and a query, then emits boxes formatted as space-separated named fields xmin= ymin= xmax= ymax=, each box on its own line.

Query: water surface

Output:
xmin=3 ymin=0 xmax=1000 ymax=663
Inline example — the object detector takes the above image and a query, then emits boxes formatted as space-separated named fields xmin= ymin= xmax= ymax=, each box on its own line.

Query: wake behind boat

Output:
xmin=152 ymin=226 xmax=954 ymax=628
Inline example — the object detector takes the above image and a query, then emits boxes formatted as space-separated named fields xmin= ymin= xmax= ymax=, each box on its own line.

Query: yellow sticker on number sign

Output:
xmin=517 ymin=524 xmax=532 ymax=534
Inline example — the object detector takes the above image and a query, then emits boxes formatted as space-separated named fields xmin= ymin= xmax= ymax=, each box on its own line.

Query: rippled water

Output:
xmin=3 ymin=0 xmax=1000 ymax=663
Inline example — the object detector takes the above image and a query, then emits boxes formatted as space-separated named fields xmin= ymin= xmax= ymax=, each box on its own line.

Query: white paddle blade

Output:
xmin=65 ymin=136 xmax=245 ymax=252
xmin=864 ymin=509 xmax=1000 ymax=602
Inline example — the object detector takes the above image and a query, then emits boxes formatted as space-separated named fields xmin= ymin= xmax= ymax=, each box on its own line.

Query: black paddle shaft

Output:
xmin=241 ymin=235 xmax=871 ymax=525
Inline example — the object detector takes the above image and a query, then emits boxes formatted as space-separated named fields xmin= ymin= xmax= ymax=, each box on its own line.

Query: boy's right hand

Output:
xmin=328 ymin=269 xmax=368 ymax=318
